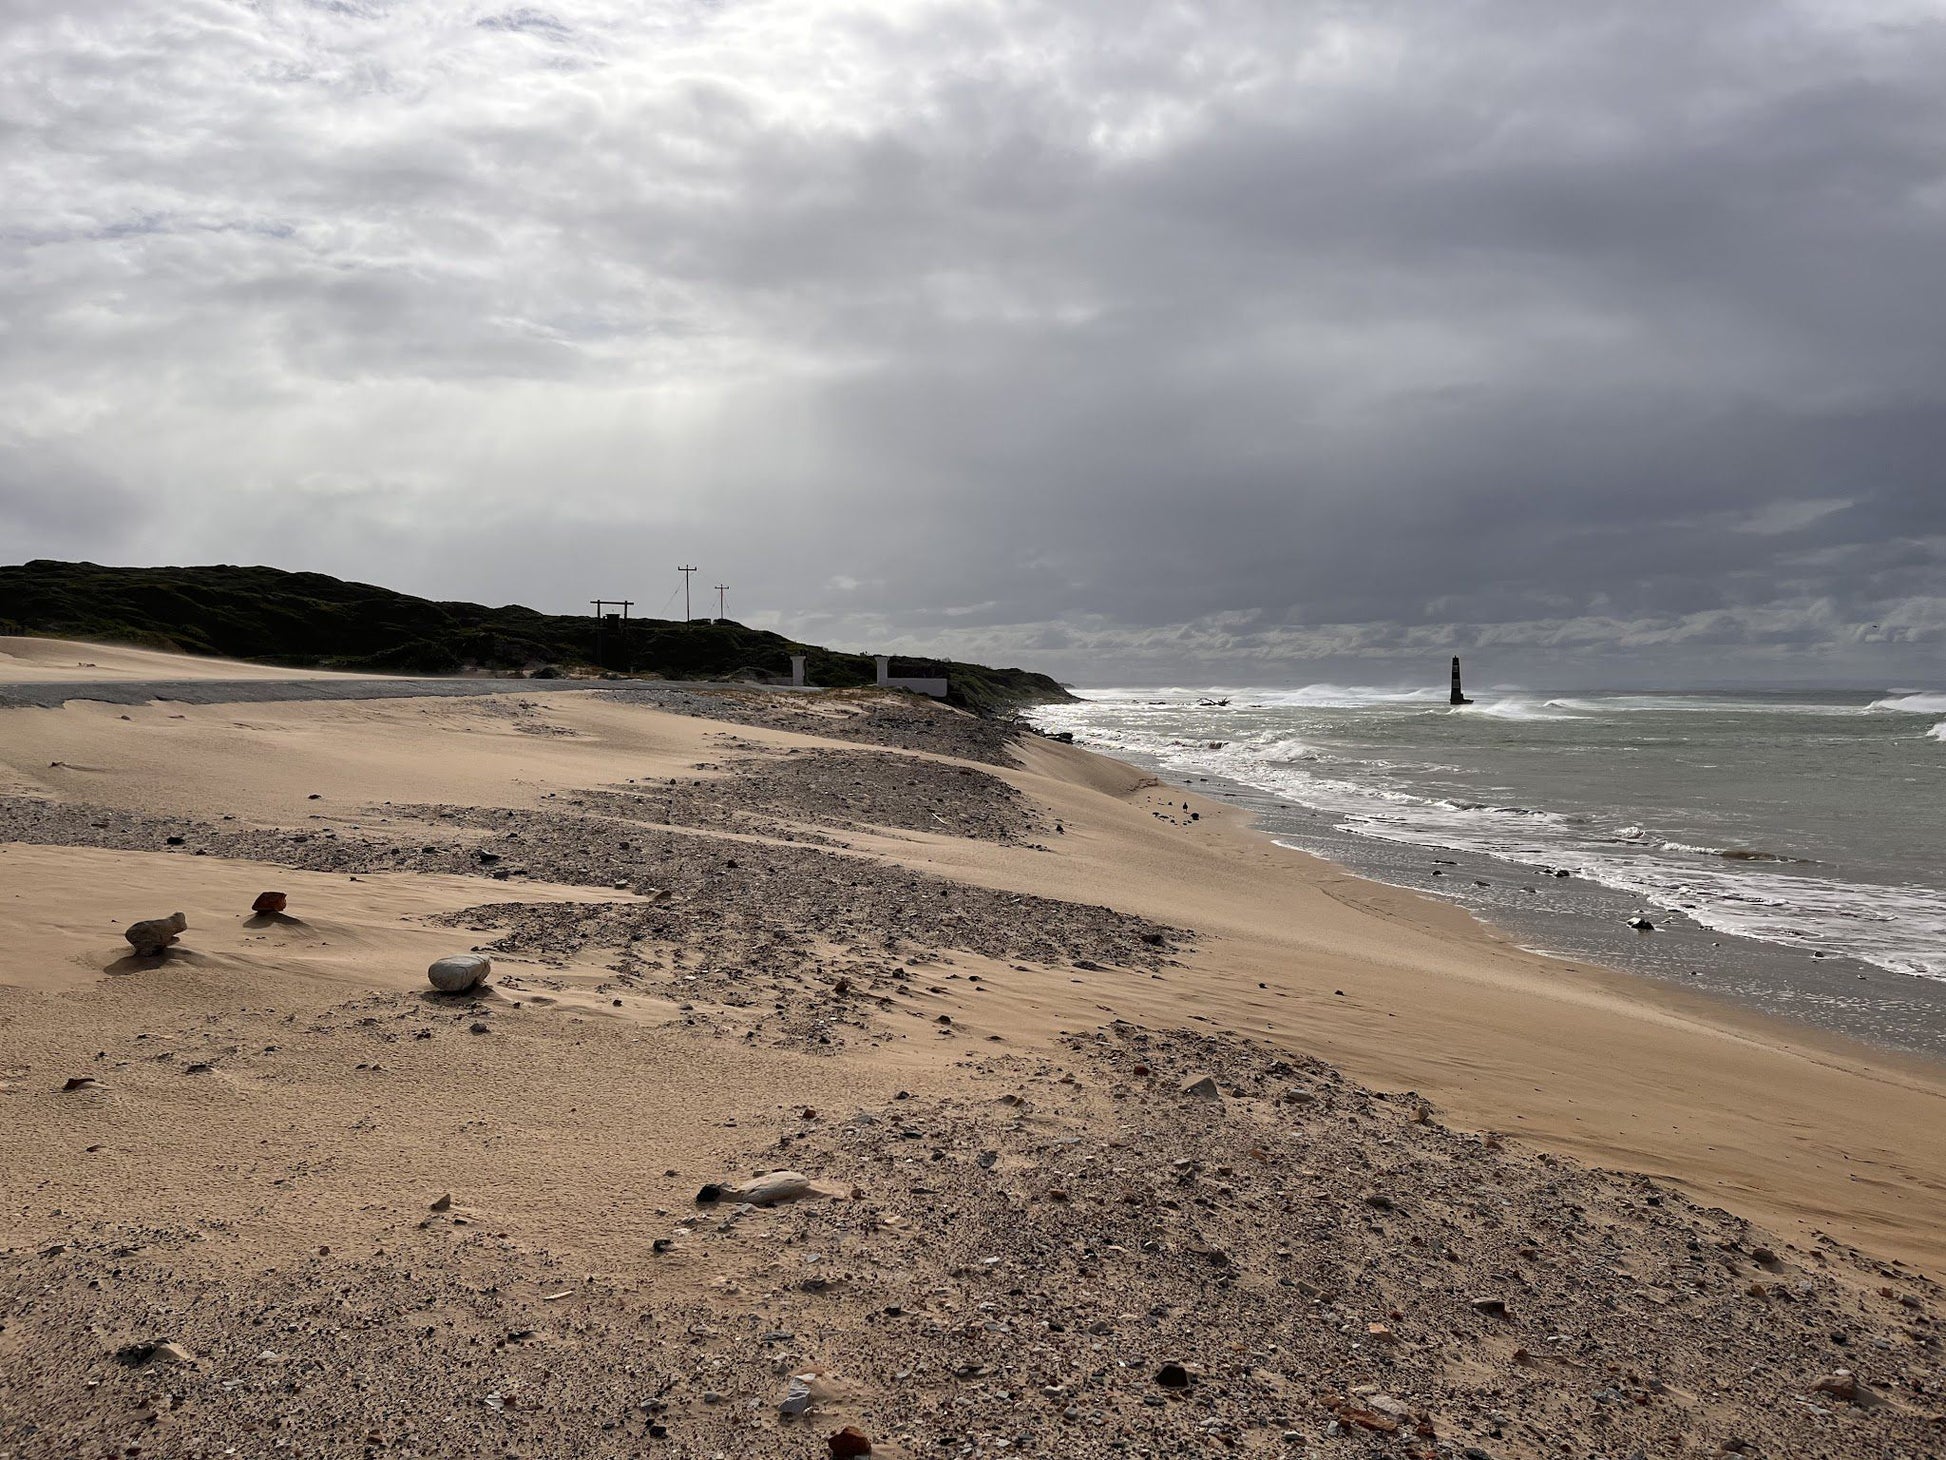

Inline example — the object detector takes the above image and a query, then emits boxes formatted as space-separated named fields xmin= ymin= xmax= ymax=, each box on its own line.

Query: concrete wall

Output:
xmin=874 ymin=655 xmax=948 ymax=699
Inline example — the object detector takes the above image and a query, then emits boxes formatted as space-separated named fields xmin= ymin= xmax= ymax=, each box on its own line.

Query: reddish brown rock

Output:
xmin=124 ymin=912 xmax=186 ymax=956
xmin=827 ymin=1425 xmax=872 ymax=1457
xmin=251 ymin=891 xmax=288 ymax=914
xmin=1812 ymin=1370 xmax=1873 ymax=1405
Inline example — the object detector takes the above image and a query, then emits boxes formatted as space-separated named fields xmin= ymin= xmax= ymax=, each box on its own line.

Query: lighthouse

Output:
xmin=1449 ymin=656 xmax=1473 ymax=706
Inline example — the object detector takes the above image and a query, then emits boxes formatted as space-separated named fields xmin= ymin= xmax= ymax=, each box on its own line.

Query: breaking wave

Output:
xmin=1452 ymin=697 xmax=1583 ymax=721
xmin=1870 ymin=692 xmax=1946 ymax=715
xmin=1250 ymin=685 xmax=1446 ymax=709
xmin=1543 ymin=695 xmax=1875 ymax=716
xmin=1027 ymin=684 xmax=1946 ymax=981
xmin=1661 ymin=842 xmax=1801 ymax=862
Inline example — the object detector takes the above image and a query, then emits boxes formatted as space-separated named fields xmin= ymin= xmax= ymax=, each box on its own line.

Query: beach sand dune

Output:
xmin=0 ymin=636 xmax=390 ymax=684
xmin=3 ymin=679 xmax=1943 ymax=1455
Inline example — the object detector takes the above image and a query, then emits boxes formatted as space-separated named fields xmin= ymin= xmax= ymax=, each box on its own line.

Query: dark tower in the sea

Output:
xmin=1450 ymin=656 xmax=1473 ymax=706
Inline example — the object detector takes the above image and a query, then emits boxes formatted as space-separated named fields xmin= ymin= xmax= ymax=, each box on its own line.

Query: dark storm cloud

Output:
xmin=1 ymin=0 xmax=1942 ymax=686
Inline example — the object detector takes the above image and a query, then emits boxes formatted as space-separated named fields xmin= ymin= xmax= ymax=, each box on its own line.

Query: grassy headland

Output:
xmin=0 ymin=560 xmax=1067 ymax=715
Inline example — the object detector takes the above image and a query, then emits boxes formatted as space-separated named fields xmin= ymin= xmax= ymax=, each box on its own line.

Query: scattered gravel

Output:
xmin=0 ymin=788 xmax=1178 ymax=991
xmin=599 ymin=684 xmax=1027 ymax=765
xmin=584 ymin=745 xmax=1047 ymax=845
xmin=7 ymin=693 xmax=1933 ymax=1458
xmin=7 ymin=1022 xmax=1938 ymax=1459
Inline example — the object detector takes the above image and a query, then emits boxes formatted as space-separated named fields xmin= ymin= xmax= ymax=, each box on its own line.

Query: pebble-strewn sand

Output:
xmin=3 ymin=649 xmax=1945 ymax=1457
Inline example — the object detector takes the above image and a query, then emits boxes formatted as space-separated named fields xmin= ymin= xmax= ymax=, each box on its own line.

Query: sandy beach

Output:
xmin=2 ymin=641 xmax=1942 ymax=1458
xmin=0 ymin=637 xmax=396 ymax=684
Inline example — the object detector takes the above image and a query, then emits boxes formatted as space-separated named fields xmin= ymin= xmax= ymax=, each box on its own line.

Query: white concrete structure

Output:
xmin=874 ymin=654 xmax=948 ymax=698
xmin=790 ymin=655 xmax=807 ymax=687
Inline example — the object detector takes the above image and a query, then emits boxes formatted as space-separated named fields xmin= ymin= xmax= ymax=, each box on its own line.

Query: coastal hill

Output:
xmin=0 ymin=559 xmax=1067 ymax=715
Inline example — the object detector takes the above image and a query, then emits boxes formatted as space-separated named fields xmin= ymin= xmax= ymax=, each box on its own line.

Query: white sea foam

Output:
xmin=1567 ymin=857 xmax=1946 ymax=980
xmin=1545 ymin=695 xmax=1871 ymax=716
xmin=1251 ymin=684 xmax=1446 ymax=709
xmin=1312 ymin=787 xmax=1946 ymax=980
xmin=1258 ymin=736 xmax=1322 ymax=762
xmin=1025 ymin=688 xmax=1946 ymax=981
xmin=1454 ymin=697 xmax=1583 ymax=721
xmin=1869 ymin=692 xmax=1946 ymax=714
xmin=1660 ymin=842 xmax=1797 ymax=862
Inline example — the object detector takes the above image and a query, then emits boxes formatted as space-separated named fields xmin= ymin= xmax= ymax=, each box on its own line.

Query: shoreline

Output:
xmin=990 ymin=734 xmax=1946 ymax=1270
xmin=1057 ymin=733 xmax=1946 ymax=1061
xmin=3 ymin=679 xmax=1943 ymax=1264
xmin=3 ymin=677 xmax=1943 ymax=1264
xmin=4 ymin=664 xmax=1945 ymax=1452
xmin=1023 ymin=694 xmax=1946 ymax=1062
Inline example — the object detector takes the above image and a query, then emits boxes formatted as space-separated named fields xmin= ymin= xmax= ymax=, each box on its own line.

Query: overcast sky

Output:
xmin=3 ymin=0 xmax=1943 ymax=687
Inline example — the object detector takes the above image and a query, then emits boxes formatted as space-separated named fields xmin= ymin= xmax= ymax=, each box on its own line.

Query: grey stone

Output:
xmin=428 ymin=953 xmax=491 ymax=992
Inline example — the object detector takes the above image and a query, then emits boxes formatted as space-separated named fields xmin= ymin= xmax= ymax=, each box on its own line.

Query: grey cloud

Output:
xmin=0 ymin=446 xmax=147 ymax=548
xmin=1 ymin=0 xmax=1943 ymax=687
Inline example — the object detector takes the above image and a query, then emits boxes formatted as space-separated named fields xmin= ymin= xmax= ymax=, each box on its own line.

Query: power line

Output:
xmin=713 ymin=583 xmax=729 ymax=621
xmin=676 ymin=565 xmax=697 ymax=622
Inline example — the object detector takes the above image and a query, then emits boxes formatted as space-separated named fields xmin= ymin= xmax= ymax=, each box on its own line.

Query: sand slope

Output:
xmin=3 ymin=689 xmax=1946 ymax=1269
xmin=3 ymin=685 xmax=1944 ymax=1455
xmin=2 ymin=688 xmax=1944 ymax=1269
xmin=0 ymin=635 xmax=389 ymax=683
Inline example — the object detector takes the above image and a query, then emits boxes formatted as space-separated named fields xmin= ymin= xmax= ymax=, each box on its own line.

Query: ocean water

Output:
xmin=1027 ymin=685 xmax=1946 ymax=1055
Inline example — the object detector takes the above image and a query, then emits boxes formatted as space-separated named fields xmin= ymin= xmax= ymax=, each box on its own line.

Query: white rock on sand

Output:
xmin=427 ymin=954 xmax=490 ymax=992
xmin=697 ymin=1171 xmax=816 ymax=1207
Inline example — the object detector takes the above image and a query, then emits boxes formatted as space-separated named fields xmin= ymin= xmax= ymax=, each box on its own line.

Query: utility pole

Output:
xmin=676 ymin=565 xmax=697 ymax=622
xmin=713 ymin=583 xmax=729 ymax=622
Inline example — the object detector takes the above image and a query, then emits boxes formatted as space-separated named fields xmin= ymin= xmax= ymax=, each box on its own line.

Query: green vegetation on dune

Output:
xmin=0 ymin=561 xmax=1069 ymax=716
